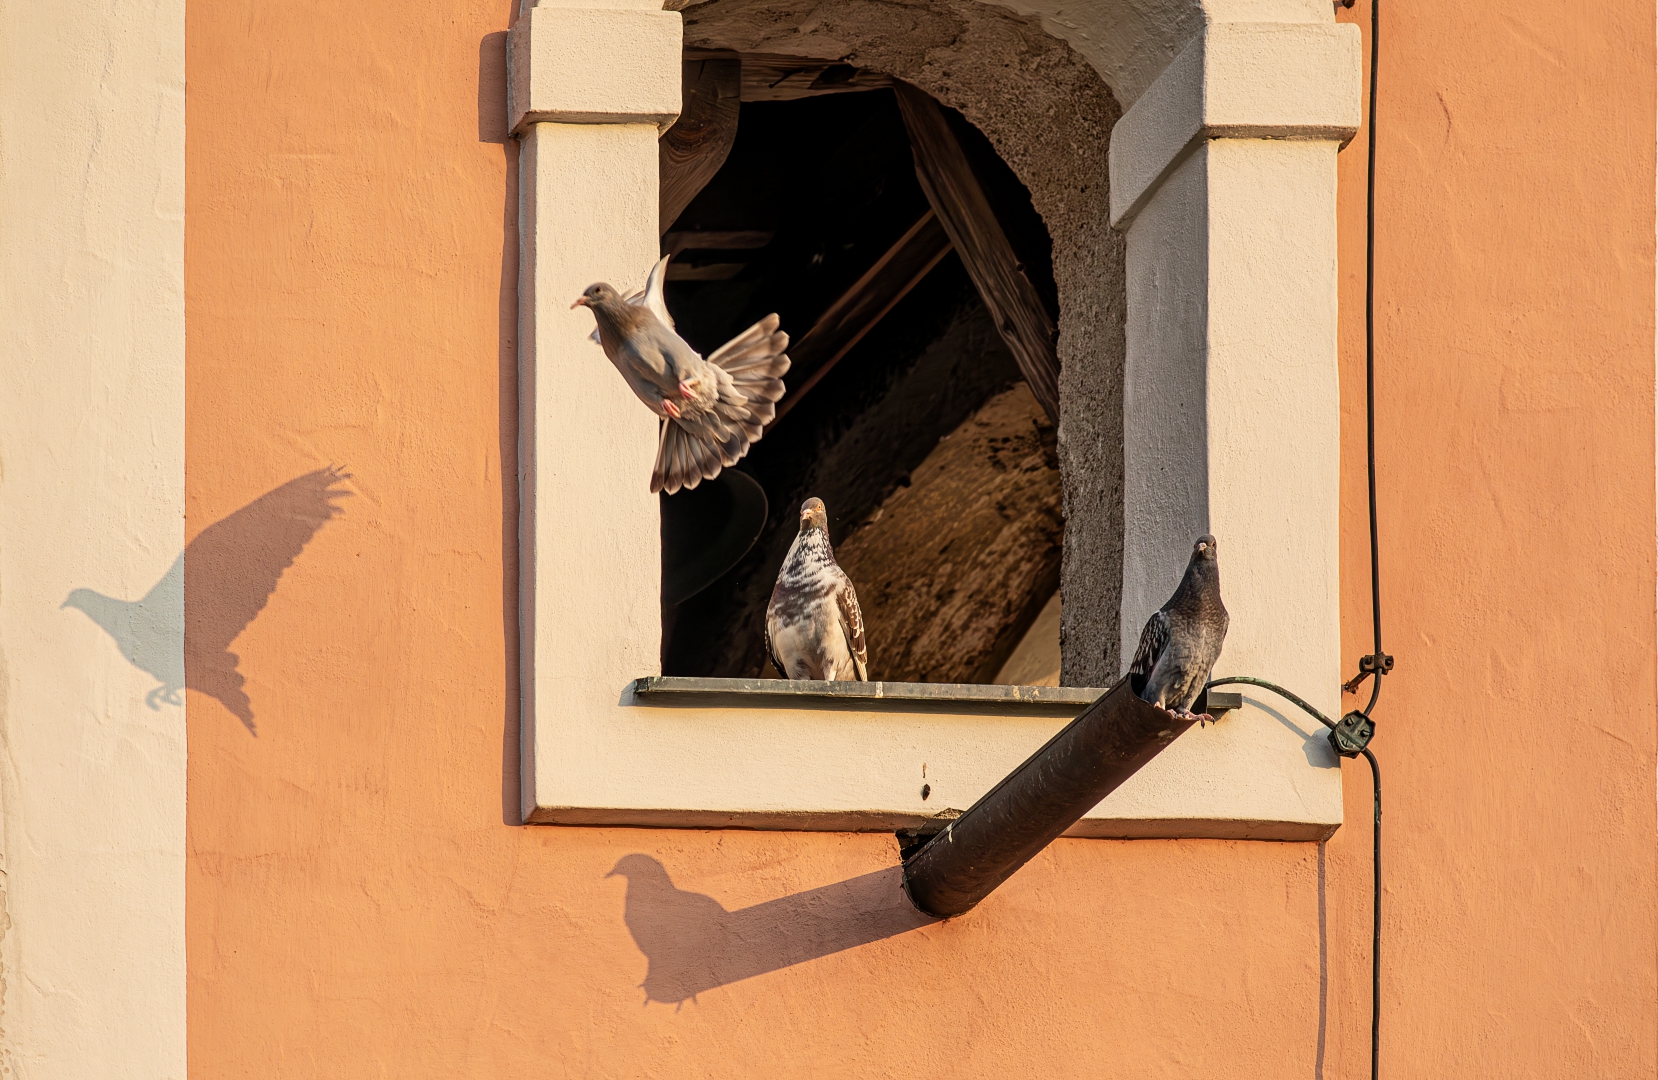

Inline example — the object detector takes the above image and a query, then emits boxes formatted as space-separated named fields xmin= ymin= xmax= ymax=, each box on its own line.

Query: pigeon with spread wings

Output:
xmin=574 ymin=258 xmax=790 ymax=495
xmin=765 ymin=497 xmax=868 ymax=682
xmin=1127 ymin=534 xmax=1229 ymax=725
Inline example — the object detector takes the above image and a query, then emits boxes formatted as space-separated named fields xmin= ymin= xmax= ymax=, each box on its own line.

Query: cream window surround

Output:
xmin=509 ymin=0 xmax=1361 ymax=838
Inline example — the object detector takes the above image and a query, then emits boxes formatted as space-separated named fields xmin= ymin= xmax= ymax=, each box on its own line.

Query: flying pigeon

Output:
xmin=574 ymin=263 xmax=790 ymax=496
xmin=764 ymin=497 xmax=868 ymax=681
xmin=589 ymin=254 xmax=675 ymax=346
xmin=1127 ymin=534 xmax=1229 ymax=725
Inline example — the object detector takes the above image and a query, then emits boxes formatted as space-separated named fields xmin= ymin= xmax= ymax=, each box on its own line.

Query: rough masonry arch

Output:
xmin=673 ymin=0 xmax=1128 ymax=685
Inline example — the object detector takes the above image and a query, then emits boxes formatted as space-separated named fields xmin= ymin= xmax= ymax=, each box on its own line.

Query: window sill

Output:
xmin=633 ymin=676 xmax=1103 ymax=714
xmin=523 ymin=677 xmax=1340 ymax=841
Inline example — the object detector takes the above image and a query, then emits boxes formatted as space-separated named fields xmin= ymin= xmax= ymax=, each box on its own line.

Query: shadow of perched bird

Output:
xmin=63 ymin=466 xmax=352 ymax=734
xmin=608 ymin=854 xmax=734 ymax=1007
xmin=606 ymin=853 xmax=931 ymax=1007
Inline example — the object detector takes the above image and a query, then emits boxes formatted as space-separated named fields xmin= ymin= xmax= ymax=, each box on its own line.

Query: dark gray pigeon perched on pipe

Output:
xmin=765 ymin=498 xmax=868 ymax=681
xmin=574 ymin=269 xmax=790 ymax=495
xmin=1127 ymin=534 xmax=1229 ymax=725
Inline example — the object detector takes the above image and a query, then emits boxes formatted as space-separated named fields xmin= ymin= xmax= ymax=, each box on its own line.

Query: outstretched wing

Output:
xmin=590 ymin=255 xmax=676 ymax=346
xmin=705 ymin=314 xmax=790 ymax=436
xmin=184 ymin=466 xmax=352 ymax=657
xmin=182 ymin=466 xmax=350 ymax=733
xmin=1128 ymin=608 xmax=1169 ymax=678
xmin=835 ymin=574 xmax=868 ymax=682
xmin=638 ymin=254 xmax=674 ymax=330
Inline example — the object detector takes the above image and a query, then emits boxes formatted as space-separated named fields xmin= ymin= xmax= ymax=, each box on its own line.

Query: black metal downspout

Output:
xmin=901 ymin=677 xmax=1199 ymax=918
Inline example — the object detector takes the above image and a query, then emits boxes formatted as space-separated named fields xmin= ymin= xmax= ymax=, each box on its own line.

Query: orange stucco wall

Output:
xmin=185 ymin=1 xmax=1656 ymax=1075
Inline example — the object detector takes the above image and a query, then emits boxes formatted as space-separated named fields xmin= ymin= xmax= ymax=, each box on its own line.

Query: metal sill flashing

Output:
xmin=630 ymin=677 xmax=1103 ymax=716
xmin=629 ymin=676 xmax=1243 ymax=719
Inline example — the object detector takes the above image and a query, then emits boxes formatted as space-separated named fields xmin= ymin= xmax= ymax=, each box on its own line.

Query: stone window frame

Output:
xmin=508 ymin=0 xmax=1361 ymax=839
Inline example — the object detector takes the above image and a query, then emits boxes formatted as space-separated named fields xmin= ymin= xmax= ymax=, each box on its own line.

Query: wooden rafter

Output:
xmin=659 ymin=59 xmax=741 ymax=235
xmin=893 ymin=82 xmax=1061 ymax=422
xmin=768 ymin=210 xmax=954 ymax=428
xmin=662 ymin=229 xmax=774 ymax=256
xmin=682 ymin=50 xmax=894 ymax=102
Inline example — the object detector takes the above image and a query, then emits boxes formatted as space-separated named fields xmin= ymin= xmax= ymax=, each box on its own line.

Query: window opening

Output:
xmin=655 ymin=68 xmax=1064 ymax=685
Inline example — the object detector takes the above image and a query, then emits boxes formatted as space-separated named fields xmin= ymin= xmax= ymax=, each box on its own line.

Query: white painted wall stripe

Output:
xmin=0 ymin=0 xmax=187 ymax=1075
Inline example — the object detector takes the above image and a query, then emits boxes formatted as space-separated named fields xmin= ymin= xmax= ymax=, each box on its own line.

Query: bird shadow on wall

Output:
xmin=63 ymin=467 xmax=352 ymax=735
xmin=607 ymin=854 xmax=936 ymax=1006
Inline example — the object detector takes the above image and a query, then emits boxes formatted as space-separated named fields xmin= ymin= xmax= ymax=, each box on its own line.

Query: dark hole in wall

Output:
xmin=659 ymin=85 xmax=1061 ymax=681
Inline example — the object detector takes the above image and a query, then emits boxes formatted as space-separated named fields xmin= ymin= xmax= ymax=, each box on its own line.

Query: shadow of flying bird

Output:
xmin=64 ymin=556 xmax=185 ymax=711
xmin=63 ymin=466 xmax=352 ymax=734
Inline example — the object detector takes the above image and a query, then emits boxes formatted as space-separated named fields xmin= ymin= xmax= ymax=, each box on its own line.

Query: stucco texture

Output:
xmin=2 ymin=0 xmax=186 ymax=1074
xmin=185 ymin=2 xmax=1655 ymax=1079
xmin=1327 ymin=2 xmax=1658 ymax=1074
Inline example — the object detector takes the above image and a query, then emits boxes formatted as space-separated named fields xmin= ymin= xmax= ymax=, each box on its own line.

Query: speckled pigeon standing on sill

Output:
xmin=1127 ymin=534 xmax=1229 ymax=725
xmin=574 ymin=260 xmax=790 ymax=496
xmin=765 ymin=497 xmax=869 ymax=682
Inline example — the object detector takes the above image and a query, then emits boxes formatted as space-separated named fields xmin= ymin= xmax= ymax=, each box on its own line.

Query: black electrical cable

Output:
xmin=1324 ymin=0 xmax=1387 ymax=1075
xmin=1353 ymin=2 xmax=1385 ymax=1077
xmin=1208 ymin=7 xmax=1388 ymax=1076
xmin=1206 ymin=676 xmax=1382 ymax=1078
xmin=1203 ymin=6 xmax=1388 ymax=1074
xmin=1360 ymin=0 xmax=1386 ymax=723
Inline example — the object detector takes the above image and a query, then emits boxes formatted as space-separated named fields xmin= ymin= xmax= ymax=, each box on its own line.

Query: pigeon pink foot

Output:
xmin=662 ymin=399 xmax=682 ymax=419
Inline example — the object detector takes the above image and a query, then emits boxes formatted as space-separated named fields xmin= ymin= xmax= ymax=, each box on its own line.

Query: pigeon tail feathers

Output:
xmin=650 ymin=316 xmax=791 ymax=494
xmin=653 ymin=421 xmax=727 ymax=495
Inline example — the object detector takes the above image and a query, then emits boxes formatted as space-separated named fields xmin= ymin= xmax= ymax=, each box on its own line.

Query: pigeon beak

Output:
xmin=571 ymin=297 xmax=586 ymax=310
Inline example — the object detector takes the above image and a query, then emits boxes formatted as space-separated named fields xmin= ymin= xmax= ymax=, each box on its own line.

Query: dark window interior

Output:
xmin=659 ymin=84 xmax=1063 ymax=683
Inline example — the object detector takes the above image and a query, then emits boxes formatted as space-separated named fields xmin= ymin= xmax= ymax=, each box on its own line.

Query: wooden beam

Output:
xmin=662 ymin=229 xmax=774 ymax=256
xmin=659 ymin=59 xmax=741 ymax=235
xmin=682 ymin=50 xmax=894 ymax=102
xmin=768 ymin=210 xmax=954 ymax=428
xmin=893 ymin=82 xmax=1060 ymax=422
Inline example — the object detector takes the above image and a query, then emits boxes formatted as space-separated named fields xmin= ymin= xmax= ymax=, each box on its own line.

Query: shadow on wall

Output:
xmin=478 ymin=27 xmax=523 ymax=825
xmin=607 ymin=854 xmax=936 ymax=1006
xmin=63 ymin=467 xmax=352 ymax=735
